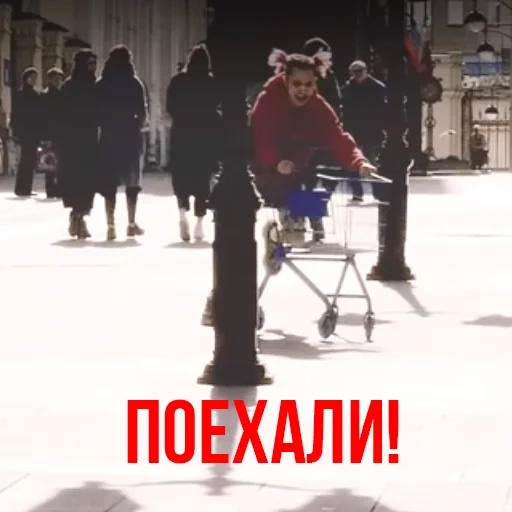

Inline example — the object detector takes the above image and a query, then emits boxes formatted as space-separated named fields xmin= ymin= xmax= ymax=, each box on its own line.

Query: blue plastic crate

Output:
xmin=286 ymin=189 xmax=330 ymax=218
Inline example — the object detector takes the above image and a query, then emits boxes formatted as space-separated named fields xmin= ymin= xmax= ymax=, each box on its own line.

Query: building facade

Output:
xmin=1 ymin=0 xmax=208 ymax=169
xmin=413 ymin=0 xmax=512 ymax=168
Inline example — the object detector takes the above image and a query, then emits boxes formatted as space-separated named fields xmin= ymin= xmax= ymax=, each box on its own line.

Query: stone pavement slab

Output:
xmin=0 ymin=173 xmax=512 ymax=510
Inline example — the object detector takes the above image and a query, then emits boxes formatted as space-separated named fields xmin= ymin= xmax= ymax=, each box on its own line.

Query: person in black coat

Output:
xmin=166 ymin=43 xmax=221 ymax=242
xmin=340 ymin=60 xmax=388 ymax=200
xmin=59 ymin=49 xmax=99 ymax=239
xmin=40 ymin=67 xmax=64 ymax=199
xmin=303 ymin=37 xmax=342 ymax=116
xmin=96 ymin=45 xmax=148 ymax=241
xmin=11 ymin=67 xmax=42 ymax=197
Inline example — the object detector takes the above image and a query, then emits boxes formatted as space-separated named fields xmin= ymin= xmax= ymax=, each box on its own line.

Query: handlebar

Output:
xmin=315 ymin=165 xmax=392 ymax=184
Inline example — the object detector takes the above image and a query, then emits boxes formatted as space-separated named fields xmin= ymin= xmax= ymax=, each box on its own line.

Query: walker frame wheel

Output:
xmin=318 ymin=306 xmax=338 ymax=339
xmin=363 ymin=312 xmax=375 ymax=342
xmin=263 ymin=221 xmax=283 ymax=275
xmin=257 ymin=306 xmax=265 ymax=331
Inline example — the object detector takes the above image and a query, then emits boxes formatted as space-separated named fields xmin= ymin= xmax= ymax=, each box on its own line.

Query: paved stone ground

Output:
xmin=0 ymin=172 xmax=511 ymax=511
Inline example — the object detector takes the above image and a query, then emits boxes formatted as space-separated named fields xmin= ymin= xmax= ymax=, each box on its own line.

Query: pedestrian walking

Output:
xmin=58 ymin=49 xmax=99 ymax=239
xmin=303 ymin=37 xmax=343 ymax=237
xmin=303 ymin=37 xmax=342 ymax=115
xmin=340 ymin=60 xmax=387 ymax=201
xmin=11 ymin=67 xmax=42 ymax=197
xmin=40 ymin=67 xmax=64 ymax=199
xmin=166 ymin=43 xmax=221 ymax=242
xmin=96 ymin=45 xmax=148 ymax=241
xmin=469 ymin=124 xmax=488 ymax=171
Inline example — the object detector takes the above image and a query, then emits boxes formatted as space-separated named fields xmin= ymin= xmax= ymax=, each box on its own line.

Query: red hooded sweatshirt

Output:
xmin=250 ymin=73 xmax=368 ymax=204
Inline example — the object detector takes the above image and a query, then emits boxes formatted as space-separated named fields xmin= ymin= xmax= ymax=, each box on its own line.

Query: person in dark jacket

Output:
xmin=59 ymin=49 xmax=99 ymax=239
xmin=340 ymin=60 xmax=387 ymax=200
xmin=40 ymin=67 xmax=64 ymax=198
xmin=96 ymin=45 xmax=148 ymax=241
xmin=303 ymin=37 xmax=342 ymax=116
xmin=11 ymin=67 xmax=42 ymax=197
xmin=166 ymin=43 xmax=221 ymax=242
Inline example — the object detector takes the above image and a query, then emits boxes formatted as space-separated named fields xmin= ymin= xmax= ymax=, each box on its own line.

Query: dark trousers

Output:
xmin=14 ymin=141 xmax=38 ymax=196
xmin=45 ymin=172 xmax=60 ymax=198
xmin=172 ymin=170 xmax=212 ymax=218
xmin=1 ymin=136 xmax=9 ymax=175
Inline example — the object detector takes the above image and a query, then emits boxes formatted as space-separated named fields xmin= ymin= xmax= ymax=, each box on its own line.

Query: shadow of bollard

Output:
xmin=275 ymin=487 xmax=413 ymax=512
xmin=25 ymin=481 xmax=141 ymax=512
xmin=204 ymin=386 xmax=258 ymax=496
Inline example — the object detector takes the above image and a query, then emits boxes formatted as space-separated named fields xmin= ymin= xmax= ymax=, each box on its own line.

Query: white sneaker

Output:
xmin=194 ymin=218 xmax=204 ymax=241
xmin=179 ymin=209 xmax=190 ymax=242
xmin=180 ymin=219 xmax=190 ymax=242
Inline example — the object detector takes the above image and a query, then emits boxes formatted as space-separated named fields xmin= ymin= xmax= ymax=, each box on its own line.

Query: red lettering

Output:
xmin=164 ymin=400 xmax=195 ymax=463
xmin=350 ymin=400 xmax=383 ymax=463
xmin=201 ymin=399 xmax=229 ymax=463
xmin=388 ymin=400 xmax=399 ymax=463
xmin=127 ymin=400 xmax=159 ymax=463
xmin=232 ymin=400 xmax=268 ymax=463
xmin=307 ymin=400 xmax=343 ymax=463
xmin=271 ymin=400 xmax=305 ymax=463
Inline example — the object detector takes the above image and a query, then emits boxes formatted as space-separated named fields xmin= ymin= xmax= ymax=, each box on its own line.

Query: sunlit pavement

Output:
xmin=0 ymin=172 xmax=511 ymax=511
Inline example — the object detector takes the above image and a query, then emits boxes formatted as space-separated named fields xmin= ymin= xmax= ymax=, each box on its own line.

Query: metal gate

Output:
xmin=471 ymin=97 xmax=511 ymax=170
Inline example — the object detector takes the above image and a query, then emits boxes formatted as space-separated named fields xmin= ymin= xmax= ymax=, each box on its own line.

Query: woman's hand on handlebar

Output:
xmin=358 ymin=162 xmax=377 ymax=177
xmin=277 ymin=160 xmax=295 ymax=175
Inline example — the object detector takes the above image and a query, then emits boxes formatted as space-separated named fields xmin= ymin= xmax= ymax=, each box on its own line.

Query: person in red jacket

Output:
xmin=201 ymin=49 xmax=376 ymax=327
xmin=250 ymin=48 xmax=376 ymax=244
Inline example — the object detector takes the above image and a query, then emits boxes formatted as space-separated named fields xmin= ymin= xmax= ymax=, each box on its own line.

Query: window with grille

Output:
xmin=488 ymin=1 xmax=502 ymax=25
xmin=447 ymin=0 xmax=464 ymax=26
xmin=21 ymin=0 xmax=40 ymax=15
xmin=410 ymin=0 xmax=432 ymax=30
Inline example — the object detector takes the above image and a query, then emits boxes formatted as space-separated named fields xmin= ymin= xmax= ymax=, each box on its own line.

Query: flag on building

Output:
xmin=404 ymin=25 xmax=424 ymax=72
xmin=405 ymin=25 xmax=434 ymax=76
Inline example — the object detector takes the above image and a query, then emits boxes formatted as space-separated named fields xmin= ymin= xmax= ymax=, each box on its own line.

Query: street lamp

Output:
xmin=198 ymin=0 xmax=272 ymax=386
xmin=477 ymin=41 xmax=496 ymax=61
xmin=464 ymin=9 xmax=488 ymax=33
xmin=368 ymin=0 xmax=414 ymax=282
xmin=484 ymin=104 xmax=499 ymax=120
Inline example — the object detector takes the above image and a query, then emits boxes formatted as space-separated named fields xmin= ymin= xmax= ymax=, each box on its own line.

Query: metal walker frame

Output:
xmin=256 ymin=170 xmax=392 ymax=342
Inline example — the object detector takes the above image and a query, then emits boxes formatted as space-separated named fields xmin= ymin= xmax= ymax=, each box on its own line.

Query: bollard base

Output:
xmin=198 ymin=361 xmax=274 ymax=386
xmin=367 ymin=261 xmax=415 ymax=282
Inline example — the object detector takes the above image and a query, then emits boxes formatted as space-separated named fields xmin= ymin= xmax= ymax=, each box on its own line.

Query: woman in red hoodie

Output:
xmin=252 ymin=49 xmax=374 ymax=184
xmin=250 ymin=48 xmax=376 ymax=243
xmin=201 ymin=50 xmax=376 ymax=326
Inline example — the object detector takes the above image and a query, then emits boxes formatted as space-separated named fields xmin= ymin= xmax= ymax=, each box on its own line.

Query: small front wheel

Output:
xmin=318 ymin=308 xmax=338 ymax=339
xmin=263 ymin=221 xmax=283 ymax=275
xmin=257 ymin=306 xmax=265 ymax=331
xmin=363 ymin=312 xmax=375 ymax=342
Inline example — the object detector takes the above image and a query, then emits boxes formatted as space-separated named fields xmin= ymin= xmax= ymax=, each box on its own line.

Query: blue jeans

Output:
xmin=350 ymin=143 xmax=379 ymax=199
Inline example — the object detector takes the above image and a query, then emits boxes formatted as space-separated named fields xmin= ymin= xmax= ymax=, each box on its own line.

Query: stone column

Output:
xmin=104 ymin=0 xmax=115 ymax=56
xmin=147 ymin=0 xmax=162 ymax=169
xmin=0 ymin=3 xmax=12 ymax=117
xmin=11 ymin=17 xmax=44 ymax=89
xmin=187 ymin=0 xmax=207 ymax=49
xmin=87 ymin=0 xmax=106 ymax=70
xmin=447 ymin=52 xmax=464 ymax=159
xmin=41 ymin=23 xmax=65 ymax=86
xmin=123 ymin=0 xmax=137 ymax=52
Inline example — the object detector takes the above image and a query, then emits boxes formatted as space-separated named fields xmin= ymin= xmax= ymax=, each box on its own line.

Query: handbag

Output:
xmin=36 ymin=145 xmax=58 ymax=173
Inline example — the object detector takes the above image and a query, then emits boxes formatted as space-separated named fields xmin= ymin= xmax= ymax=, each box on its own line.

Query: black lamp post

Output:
xmin=198 ymin=0 xmax=273 ymax=386
xmin=368 ymin=0 xmax=414 ymax=282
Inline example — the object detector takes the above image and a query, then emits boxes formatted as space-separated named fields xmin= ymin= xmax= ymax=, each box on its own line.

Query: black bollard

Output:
xmin=368 ymin=0 xmax=414 ymax=282
xmin=197 ymin=13 xmax=273 ymax=386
